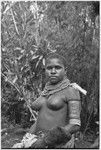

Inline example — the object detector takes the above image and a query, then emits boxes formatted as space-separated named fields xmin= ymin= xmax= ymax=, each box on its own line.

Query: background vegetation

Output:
xmin=1 ymin=1 xmax=99 ymax=139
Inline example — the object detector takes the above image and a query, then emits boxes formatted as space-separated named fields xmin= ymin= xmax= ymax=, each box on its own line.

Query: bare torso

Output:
xmin=34 ymin=89 xmax=69 ymax=134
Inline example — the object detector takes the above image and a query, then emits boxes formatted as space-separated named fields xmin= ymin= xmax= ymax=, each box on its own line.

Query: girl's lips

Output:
xmin=50 ymin=76 xmax=58 ymax=82
xmin=50 ymin=76 xmax=57 ymax=79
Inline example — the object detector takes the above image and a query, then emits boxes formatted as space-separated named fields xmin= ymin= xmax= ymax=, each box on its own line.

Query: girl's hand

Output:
xmin=31 ymin=136 xmax=47 ymax=148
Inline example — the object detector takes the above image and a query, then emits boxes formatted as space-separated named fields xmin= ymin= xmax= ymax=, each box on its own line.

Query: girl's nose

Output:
xmin=51 ymin=68 xmax=56 ymax=74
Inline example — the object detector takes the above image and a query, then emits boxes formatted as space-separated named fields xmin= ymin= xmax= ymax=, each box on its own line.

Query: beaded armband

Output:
xmin=68 ymin=99 xmax=81 ymax=126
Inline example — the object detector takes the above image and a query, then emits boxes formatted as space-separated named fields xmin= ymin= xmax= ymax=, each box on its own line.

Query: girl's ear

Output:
xmin=65 ymin=66 xmax=67 ymax=71
xmin=65 ymin=67 xmax=67 ymax=74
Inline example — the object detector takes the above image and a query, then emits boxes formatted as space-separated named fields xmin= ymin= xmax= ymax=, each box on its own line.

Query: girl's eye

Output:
xmin=55 ymin=66 xmax=62 ymax=69
xmin=46 ymin=65 xmax=62 ymax=70
xmin=46 ymin=66 xmax=52 ymax=70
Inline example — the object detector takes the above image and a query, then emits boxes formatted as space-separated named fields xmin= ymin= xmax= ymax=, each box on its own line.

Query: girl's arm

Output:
xmin=31 ymin=96 xmax=42 ymax=111
xmin=64 ymin=87 xmax=81 ymax=134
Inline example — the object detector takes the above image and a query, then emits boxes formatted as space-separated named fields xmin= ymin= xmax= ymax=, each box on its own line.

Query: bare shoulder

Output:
xmin=64 ymin=86 xmax=80 ymax=100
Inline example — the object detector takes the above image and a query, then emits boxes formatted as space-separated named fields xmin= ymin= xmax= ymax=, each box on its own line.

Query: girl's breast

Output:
xmin=46 ymin=94 xmax=65 ymax=110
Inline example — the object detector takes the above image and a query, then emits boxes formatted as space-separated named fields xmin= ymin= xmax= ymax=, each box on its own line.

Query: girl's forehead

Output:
xmin=46 ymin=58 xmax=64 ymax=66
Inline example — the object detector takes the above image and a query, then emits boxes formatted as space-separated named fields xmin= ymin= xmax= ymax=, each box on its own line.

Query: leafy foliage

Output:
xmin=1 ymin=1 xmax=99 ymax=133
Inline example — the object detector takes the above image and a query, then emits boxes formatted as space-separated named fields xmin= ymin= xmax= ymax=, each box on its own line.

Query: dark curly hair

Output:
xmin=45 ymin=52 xmax=67 ymax=68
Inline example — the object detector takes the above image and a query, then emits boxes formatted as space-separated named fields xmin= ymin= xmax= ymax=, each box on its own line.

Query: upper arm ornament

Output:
xmin=68 ymin=100 xmax=81 ymax=126
xmin=67 ymin=87 xmax=81 ymax=126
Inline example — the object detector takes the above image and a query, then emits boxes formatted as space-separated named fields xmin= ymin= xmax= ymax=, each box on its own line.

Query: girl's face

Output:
xmin=45 ymin=58 xmax=66 ymax=85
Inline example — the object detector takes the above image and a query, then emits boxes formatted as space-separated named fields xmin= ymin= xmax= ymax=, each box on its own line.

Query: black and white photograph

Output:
xmin=1 ymin=1 xmax=99 ymax=149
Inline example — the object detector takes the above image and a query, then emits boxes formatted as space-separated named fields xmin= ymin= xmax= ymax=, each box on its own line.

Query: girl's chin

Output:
xmin=50 ymin=79 xmax=59 ymax=85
